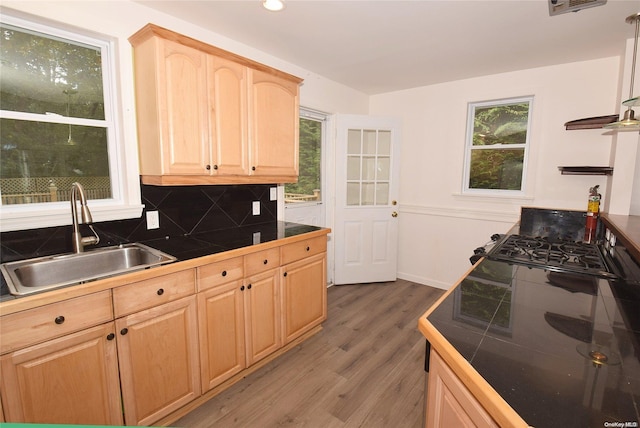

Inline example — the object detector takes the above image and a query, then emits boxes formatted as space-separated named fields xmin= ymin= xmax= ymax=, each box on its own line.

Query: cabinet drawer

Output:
xmin=198 ymin=256 xmax=243 ymax=291
xmin=280 ymin=235 xmax=327 ymax=265
xmin=113 ymin=269 xmax=195 ymax=317
xmin=245 ymin=248 xmax=280 ymax=277
xmin=0 ymin=290 xmax=113 ymax=354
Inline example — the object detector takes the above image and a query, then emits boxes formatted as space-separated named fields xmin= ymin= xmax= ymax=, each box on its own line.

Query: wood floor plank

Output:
xmin=175 ymin=279 xmax=444 ymax=427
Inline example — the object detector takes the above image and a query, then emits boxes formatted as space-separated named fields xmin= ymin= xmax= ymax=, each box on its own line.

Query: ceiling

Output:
xmin=137 ymin=0 xmax=640 ymax=95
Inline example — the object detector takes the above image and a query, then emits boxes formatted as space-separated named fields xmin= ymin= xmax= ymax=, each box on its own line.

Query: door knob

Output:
xmin=392 ymin=200 xmax=397 ymax=205
xmin=392 ymin=211 xmax=398 ymax=217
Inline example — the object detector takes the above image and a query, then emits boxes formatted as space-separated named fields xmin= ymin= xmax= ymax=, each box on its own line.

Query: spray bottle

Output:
xmin=584 ymin=185 xmax=601 ymax=243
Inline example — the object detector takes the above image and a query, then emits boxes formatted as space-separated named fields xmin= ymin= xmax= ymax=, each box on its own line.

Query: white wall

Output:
xmin=369 ymin=57 xmax=624 ymax=289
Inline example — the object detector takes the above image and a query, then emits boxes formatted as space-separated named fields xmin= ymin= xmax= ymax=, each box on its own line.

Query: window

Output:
xmin=0 ymin=12 xmax=141 ymax=231
xmin=463 ymin=97 xmax=533 ymax=194
xmin=284 ymin=108 xmax=324 ymax=205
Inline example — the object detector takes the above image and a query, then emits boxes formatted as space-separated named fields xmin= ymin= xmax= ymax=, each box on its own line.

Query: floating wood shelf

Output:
xmin=558 ymin=166 xmax=613 ymax=175
xmin=564 ymin=115 xmax=618 ymax=130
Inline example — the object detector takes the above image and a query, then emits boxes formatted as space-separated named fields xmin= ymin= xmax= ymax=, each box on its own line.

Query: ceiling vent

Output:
xmin=548 ymin=0 xmax=607 ymax=16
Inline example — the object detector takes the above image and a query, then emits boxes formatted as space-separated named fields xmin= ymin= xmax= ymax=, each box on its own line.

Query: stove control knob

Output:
xmin=473 ymin=247 xmax=486 ymax=255
xmin=491 ymin=234 xmax=502 ymax=241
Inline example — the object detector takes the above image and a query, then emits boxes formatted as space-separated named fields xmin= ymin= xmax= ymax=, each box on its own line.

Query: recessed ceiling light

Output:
xmin=263 ymin=0 xmax=284 ymax=12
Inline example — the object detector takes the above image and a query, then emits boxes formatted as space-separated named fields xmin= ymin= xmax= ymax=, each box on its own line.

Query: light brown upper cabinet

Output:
xmin=129 ymin=24 xmax=302 ymax=185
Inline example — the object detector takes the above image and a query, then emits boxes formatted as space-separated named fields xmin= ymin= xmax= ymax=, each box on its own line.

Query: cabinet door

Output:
xmin=208 ymin=55 xmax=249 ymax=176
xmin=116 ymin=295 xmax=200 ymax=426
xmin=426 ymin=351 xmax=498 ymax=428
xmin=244 ymin=269 xmax=282 ymax=365
xmin=0 ymin=323 xmax=122 ymax=425
xmin=248 ymin=68 xmax=299 ymax=178
xmin=159 ymin=39 xmax=211 ymax=175
xmin=198 ymin=280 xmax=246 ymax=392
xmin=281 ymin=253 xmax=327 ymax=343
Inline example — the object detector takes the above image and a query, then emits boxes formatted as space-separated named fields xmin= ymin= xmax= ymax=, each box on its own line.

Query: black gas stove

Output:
xmin=485 ymin=234 xmax=617 ymax=280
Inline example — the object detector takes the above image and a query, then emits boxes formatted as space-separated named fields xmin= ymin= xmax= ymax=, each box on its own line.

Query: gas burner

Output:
xmin=487 ymin=234 xmax=617 ymax=279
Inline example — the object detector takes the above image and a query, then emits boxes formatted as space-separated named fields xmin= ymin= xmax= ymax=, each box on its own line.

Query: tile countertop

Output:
xmin=0 ymin=222 xmax=329 ymax=310
xmin=418 ymin=214 xmax=640 ymax=428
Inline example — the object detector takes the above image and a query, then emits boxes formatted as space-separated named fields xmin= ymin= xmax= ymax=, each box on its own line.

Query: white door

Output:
xmin=334 ymin=115 xmax=401 ymax=285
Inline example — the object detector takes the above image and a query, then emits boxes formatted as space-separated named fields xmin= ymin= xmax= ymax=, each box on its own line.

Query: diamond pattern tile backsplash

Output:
xmin=0 ymin=183 xmax=277 ymax=262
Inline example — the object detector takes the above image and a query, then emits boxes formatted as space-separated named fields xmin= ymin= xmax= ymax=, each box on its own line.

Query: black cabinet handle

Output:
xmin=106 ymin=333 xmax=115 ymax=341
xmin=222 ymin=270 xmax=227 ymax=277
xmin=157 ymin=288 xmax=164 ymax=296
xmin=206 ymin=165 xmax=211 ymax=170
xmin=251 ymin=166 xmax=256 ymax=171
xmin=306 ymin=246 xmax=310 ymax=251
xmin=54 ymin=316 xmax=65 ymax=325
xmin=263 ymin=259 xmax=268 ymax=265
xmin=120 ymin=328 xmax=128 ymax=336
xmin=240 ymin=285 xmax=245 ymax=291
xmin=283 ymin=272 xmax=288 ymax=277
xmin=247 ymin=284 xmax=252 ymax=289
xmin=213 ymin=165 xmax=219 ymax=170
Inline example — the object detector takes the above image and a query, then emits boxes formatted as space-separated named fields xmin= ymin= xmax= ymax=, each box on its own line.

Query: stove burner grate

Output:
xmin=487 ymin=234 xmax=616 ymax=279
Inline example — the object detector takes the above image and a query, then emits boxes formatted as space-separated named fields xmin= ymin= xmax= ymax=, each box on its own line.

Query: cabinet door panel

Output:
xmin=116 ymin=296 xmax=200 ymax=426
xmin=161 ymin=40 xmax=210 ymax=175
xmin=245 ymin=269 xmax=281 ymax=365
xmin=249 ymin=69 xmax=299 ymax=177
xmin=282 ymin=253 xmax=327 ymax=343
xmin=426 ymin=351 xmax=498 ymax=428
xmin=209 ymin=56 xmax=248 ymax=175
xmin=198 ymin=280 xmax=245 ymax=391
xmin=0 ymin=323 xmax=122 ymax=425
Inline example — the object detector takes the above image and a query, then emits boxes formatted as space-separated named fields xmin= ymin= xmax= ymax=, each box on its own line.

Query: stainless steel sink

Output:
xmin=1 ymin=243 xmax=176 ymax=296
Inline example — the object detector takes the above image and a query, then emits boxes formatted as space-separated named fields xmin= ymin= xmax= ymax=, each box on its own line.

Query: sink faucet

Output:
xmin=70 ymin=182 xmax=100 ymax=253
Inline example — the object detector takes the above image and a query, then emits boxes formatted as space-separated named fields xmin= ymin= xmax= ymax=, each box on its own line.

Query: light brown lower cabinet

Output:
xmin=0 ymin=322 xmax=123 ymax=425
xmin=116 ymin=295 xmax=201 ymax=426
xmin=426 ymin=350 xmax=498 ymax=428
xmin=281 ymin=252 xmax=327 ymax=343
xmin=198 ymin=267 xmax=282 ymax=392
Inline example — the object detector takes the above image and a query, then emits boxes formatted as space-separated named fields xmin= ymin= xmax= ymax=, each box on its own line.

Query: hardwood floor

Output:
xmin=176 ymin=279 xmax=444 ymax=428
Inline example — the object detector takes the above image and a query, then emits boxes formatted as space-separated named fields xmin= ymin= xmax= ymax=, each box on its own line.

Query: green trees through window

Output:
xmin=0 ymin=21 xmax=112 ymax=204
xmin=466 ymin=98 xmax=532 ymax=192
xmin=285 ymin=116 xmax=321 ymax=203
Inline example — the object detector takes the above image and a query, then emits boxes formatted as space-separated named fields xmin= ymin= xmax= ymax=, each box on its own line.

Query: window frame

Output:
xmin=0 ymin=10 xmax=142 ymax=232
xmin=462 ymin=96 xmax=533 ymax=197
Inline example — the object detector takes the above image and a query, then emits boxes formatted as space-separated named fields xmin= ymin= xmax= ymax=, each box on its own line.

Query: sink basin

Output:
xmin=1 ymin=243 xmax=176 ymax=296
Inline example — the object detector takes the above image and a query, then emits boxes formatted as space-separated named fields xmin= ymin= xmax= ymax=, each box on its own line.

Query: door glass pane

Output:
xmin=363 ymin=130 xmax=377 ymax=154
xmin=377 ymin=157 xmax=390 ymax=180
xmin=362 ymin=182 xmax=375 ymax=205
xmin=376 ymin=183 xmax=389 ymax=205
xmin=378 ymin=131 xmax=391 ymax=155
xmin=347 ymin=129 xmax=361 ymax=154
xmin=347 ymin=182 xmax=360 ymax=206
xmin=362 ymin=157 xmax=376 ymax=180
xmin=347 ymin=156 xmax=360 ymax=180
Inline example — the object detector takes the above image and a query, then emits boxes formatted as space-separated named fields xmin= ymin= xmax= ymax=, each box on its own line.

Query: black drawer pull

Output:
xmin=306 ymin=246 xmax=310 ymax=251
xmin=54 ymin=316 xmax=65 ymax=325
xmin=205 ymin=165 xmax=211 ymax=170
xmin=247 ymin=284 xmax=252 ymax=289
xmin=157 ymin=288 xmax=164 ymax=296
xmin=213 ymin=165 xmax=219 ymax=170
xmin=251 ymin=166 xmax=256 ymax=171
xmin=120 ymin=328 xmax=129 ymax=336
xmin=106 ymin=333 xmax=115 ymax=341
xmin=263 ymin=259 xmax=268 ymax=265
xmin=222 ymin=270 xmax=227 ymax=277
xmin=283 ymin=272 xmax=288 ymax=277
xmin=240 ymin=285 xmax=245 ymax=291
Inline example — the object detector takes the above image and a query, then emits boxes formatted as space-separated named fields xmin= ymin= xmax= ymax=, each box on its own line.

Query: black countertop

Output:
xmin=427 ymin=252 xmax=640 ymax=426
xmin=0 ymin=221 xmax=326 ymax=301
